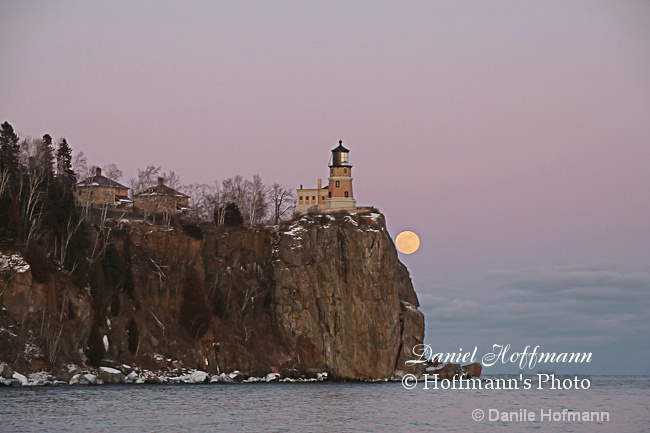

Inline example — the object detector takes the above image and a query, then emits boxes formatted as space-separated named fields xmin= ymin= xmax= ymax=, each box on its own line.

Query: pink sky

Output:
xmin=2 ymin=1 xmax=649 ymax=373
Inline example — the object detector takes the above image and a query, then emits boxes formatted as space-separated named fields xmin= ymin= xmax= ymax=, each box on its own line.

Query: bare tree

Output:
xmin=72 ymin=151 xmax=89 ymax=181
xmin=102 ymin=163 xmax=123 ymax=181
xmin=21 ymin=148 xmax=49 ymax=242
xmin=245 ymin=175 xmax=266 ymax=226
xmin=268 ymin=183 xmax=295 ymax=224
xmin=182 ymin=182 xmax=221 ymax=221
xmin=162 ymin=170 xmax=181 ymax=190
xmin=18 ymin=137 xmax=40 ymax=167
xmin=130 ymin=165 xmax=161 ymax=217
xmin=221 ymin=175 xmax=249 ymax=220
xmin=129 ymin=165 xmax=161 ymax=197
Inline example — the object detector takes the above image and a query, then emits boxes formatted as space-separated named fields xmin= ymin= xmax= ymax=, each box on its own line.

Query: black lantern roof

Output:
xmin=331 ymin=140 xmax=349 ymax=153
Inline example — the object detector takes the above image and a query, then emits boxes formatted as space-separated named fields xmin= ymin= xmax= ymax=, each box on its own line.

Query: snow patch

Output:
xmin=401 ymin=301 xmax=418 ymax=311
xmin=284 ymin=225 xmax=306 ymax=237
xmin=12 ymin=372 xmax=28 ymax=386
xmin=343 ymin=215 xmax=358 ymax=226
xmin=24 ymin=342 xmax=44 ymax=358
xmin=0 ymin=253 xmax=30 ymax=274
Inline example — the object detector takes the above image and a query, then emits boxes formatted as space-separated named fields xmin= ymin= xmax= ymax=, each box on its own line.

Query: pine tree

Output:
xmin=0 ymin=122 xmax=22 ymax=238
xmin=56 ymin=137 xmax=76 ymax=186
xmin=38 ymin=134 xmax=55 ymax=179
xmin=0 ymin=121 xmax=21 ymax=194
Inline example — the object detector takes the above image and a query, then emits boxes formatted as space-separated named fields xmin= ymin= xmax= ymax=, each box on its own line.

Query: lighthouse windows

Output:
xmin=335 ymin=181 xmax=340 ymax=187
xmin=344 ymin=191 xmax=349 ymax=198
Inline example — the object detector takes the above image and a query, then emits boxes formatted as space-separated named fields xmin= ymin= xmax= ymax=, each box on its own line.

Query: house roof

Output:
xmin=115 ymin=194 xmax=133 ymax=203
xmin=297 ymin=185 xmax=329 ymax=192
xmin=134 ymin=183 xmax=188 ymax=198
xmin=77 ymin=174 xmax=129 ymax=189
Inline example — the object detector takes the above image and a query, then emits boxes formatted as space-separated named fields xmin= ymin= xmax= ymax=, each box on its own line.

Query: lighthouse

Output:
xmin=295 ymin=140 xmax=357 ymax=214
xmin=324 ymin=140 xmax=356 ymax=211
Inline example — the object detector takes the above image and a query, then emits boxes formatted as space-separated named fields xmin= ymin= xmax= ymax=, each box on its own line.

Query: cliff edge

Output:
xmin=0 ymin=212 xmax=424 ymax=380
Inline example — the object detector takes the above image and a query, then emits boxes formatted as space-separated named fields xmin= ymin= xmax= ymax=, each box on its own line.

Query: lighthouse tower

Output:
xmin=324 ymin=140 xmax=356 ymax=211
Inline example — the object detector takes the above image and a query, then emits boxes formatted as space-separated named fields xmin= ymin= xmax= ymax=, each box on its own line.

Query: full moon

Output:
xmin=395 ymin=231 xmax=420 ymax=255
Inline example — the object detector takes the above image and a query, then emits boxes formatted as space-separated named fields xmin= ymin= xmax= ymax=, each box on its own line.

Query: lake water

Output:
xmin=1 ymin=376 xmax=648 ymax=432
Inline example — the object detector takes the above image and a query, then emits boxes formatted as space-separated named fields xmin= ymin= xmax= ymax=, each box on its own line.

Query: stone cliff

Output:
xmin=0 ymin=212 xmax=424 ymax=380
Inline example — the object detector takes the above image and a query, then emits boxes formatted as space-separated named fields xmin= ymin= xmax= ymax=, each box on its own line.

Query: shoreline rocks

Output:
xmin=0 ymin=364 xmax=332 ymax=387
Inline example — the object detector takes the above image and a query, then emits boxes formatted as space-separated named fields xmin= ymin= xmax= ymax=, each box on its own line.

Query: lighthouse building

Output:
xmin=296 ymin=140 xmax=357 ymax=215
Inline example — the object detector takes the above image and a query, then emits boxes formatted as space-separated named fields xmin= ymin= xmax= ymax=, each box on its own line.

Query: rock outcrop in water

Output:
xmin=0 ymin=212 xmax=424 ymax=381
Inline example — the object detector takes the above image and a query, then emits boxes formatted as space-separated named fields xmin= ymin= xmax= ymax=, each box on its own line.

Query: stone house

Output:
xmin=76 ymin=167 xmax=132 ymax=209
xmin=134 ymin=177 xmax=189 ymax=216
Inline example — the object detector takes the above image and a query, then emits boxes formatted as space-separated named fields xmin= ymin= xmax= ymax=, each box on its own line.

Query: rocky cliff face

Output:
xmin=0 ymin=212 xmax=424 ymax=380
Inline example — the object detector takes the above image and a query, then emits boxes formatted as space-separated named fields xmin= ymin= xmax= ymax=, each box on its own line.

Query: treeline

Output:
xmin=124 ymin=165 xmax=295 ymax=226
xmin=0 ymin=121 xmax=87 ymax=281
xmin=1 ymin=121 xmax=296 ymax=235
xmin=185 ymin=174 xmax=295 ymax=226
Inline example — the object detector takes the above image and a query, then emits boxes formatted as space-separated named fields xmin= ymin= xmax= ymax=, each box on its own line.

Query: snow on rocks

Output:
xmin=68 ymin=373 xmax=100 ymax=385
xmin=284 ymin=225 xmax=306 ymax=238
xmin=342 ymin=215 xmax=358 ymax=226
xmin=209 ymin=374 xmax=221 ymax=384
xmin=189 ymin=370 xmax=208 ymax=383
xmin=126 ymin=371 xmax=139 ymax=383
xmin=98 ymin=367 xmax=126 ymax=384
xmin=0 ymin=253 xmax=30 ymax=274
xmin=0 ymin=377 xmax=21 ymax=386
xmin=229 ymin=370 xmax=246 ymax=382
xmin=12 ymin=372 xmax=28 ymax=386
xmin=0 ymin=364 xmax=330 ymax=386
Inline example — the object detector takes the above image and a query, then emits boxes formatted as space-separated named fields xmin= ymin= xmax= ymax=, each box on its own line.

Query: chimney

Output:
xmin=317 ymin=178 xmax=322 ymax=190
xmin=157 ymin=177 xmax=164 ymax=186
xmin=95 ymin=167 xmax=102 ymax=177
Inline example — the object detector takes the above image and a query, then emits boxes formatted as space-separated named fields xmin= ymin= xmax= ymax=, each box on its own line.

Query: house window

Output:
xmin=299 ymin=196 xmax=303 ymax=201
xmin=328 ymin=192 xmax=332 ymax=198
xmin=335 ymin=181 xmax=340 ymax=187
xmin=312 ymin=195 xmax=315 ymax=201
xmin=322 ymin=196 xmax=325 ymax=201
xmin=345 ymin=191 xmax=349 ymax=198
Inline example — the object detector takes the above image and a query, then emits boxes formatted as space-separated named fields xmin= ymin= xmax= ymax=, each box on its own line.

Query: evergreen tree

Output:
xmin=0 ymin=121 xmax=21 ymax=194
xmin=56 ymin=137 xmax=76 ymax=186
xmin=214 ymin=202 xmax=244 ymax=227
xmin=0 ymin=122 xmax=22 ymax=238
xmin=38 ymin=134 xmax=55 ymax=179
